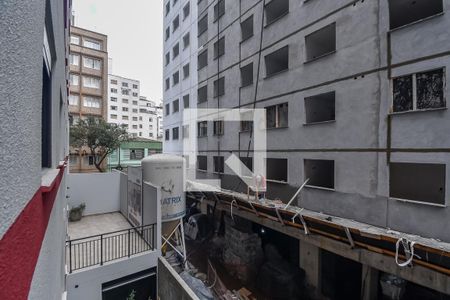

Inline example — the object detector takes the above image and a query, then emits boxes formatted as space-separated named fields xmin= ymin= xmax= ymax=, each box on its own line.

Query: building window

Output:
xmin=173 ymin=99 xmax=180 ymax=113
xmin=122 ymin=98 xmax=129 ymax=104
xmin=183 ymin=2 xmax=190 ymax=19
xmin=390 ymin=162 xmax=445 ymax=205
xmin=69 ymin=74 xmax=79 ymax=86
xmin=110 ymin=97 xmax=117 ymax=102
xmin=83 ymin=39 xmax=102 ymax=50
xmin=69 ymin=54 xmax=79 ymax=66
xmin=214 ymin=0 xmax=225 ymax=21
xmin=70 ymin=35 xmax=80 ymax=45
xmin=265 ymin=0 xmax=289 ymax=25
xmin=389 ymin=0 xmax=443 ymax=30
xmin=130 ymin=149 xmax=145 ymax=160
xmin=111 ymin=88 xmax=118 ymax=93
xmin=173 ymin=43 xmax=180 ymax=58
xmin=305 ymin=23 xmax=336 ymax=62
xmin=241 ymin=63 xmax=253 ymax=87
xmin=266 ymin=103 xmax=288 ymax=129
xmin=241 ymin=15 xmax=254 ymax=41
xmin=213 ymin=120 xmax=224 ymax=136
xmin=173 ymin=71 xmax=180 ymax=86
xmin=183 ymin=32 xmax=190 ymax=49
xmin=165 ymin=78 xmax=170 ymax=90
xmin=83 ymin=96 xmax=101 ymax=108
xmin=165 ymin=129 xmax=170 ymax=140
xmin=132 ymin=116 xmax=138 ymax=121
xmin=213 ymin=77 xmax=225 ymax=97
xmin=165 ymin=1 xmax=170 ymax=16
xmin=110 ymin=105 xmax=117 ymax=111
xmin=132 ymin=100 xmax=138 ymax=105
xmin=183 ymin=94 xmax=190 ymax=108
xmin=267 ymin=158 xmax=288 ymax=182
xmin=133 ymin=84 xmax=138 ymax=89
xmin=198 ymin=14 xmax=208 ymax=36
xmin=110 ymin=114 xmax=117 ymax=119
xmin=83 ymin=57 xmax=101 ymax=70
xmin=122 ymin=89 xmax=129 ymax=95
xmin=197 ymin=155 xmax=207 ymax=171
xmin=165 ymin=52 xmax=170 ymax=65
xmin=165 ymin=103 xmax=170 ymax=115
xmin=182 ymin=125 xmax=189 ymax=138
xmin=213 ymin=156 xmax=224 ymax=173
xmin=197 ymin=85 xmax=208 ymax=103
xmin=183 ymin=63 xmax=190 ymax=79
xmin=392 ymin=68 xmax=445 ymax=113
xmin=122 ymin=82 xmax=128 ymax=87
xmin=111 ymin=79 xmax=117 ymax=84
xmin=197 ymin=121 xmax=208 ymax=137
xmin=265 ymin=46 xmax=289 ymax=77
xmin=213 ymin=37 xmax=225 ymax=59
xmin=304 ymin=159 xmax=334 ymax=189
xmin=305 ymin=91 xmax=336 ymax=124
xmin=132 ymin=92 xmax=138 ymax=97
xmin=82 ymin=76 xmax=101 ymax=89
xmin=69 ymin=94 xmax=79 ymax=106
xmin=165 ymin=27 xmax=170 ymax=40
xmin=198 ymin=49 xmax=208 ymax=70
xmin=240 ymin=120 xmax=253 ymax=132
xmin=172 ymin=127 xmax=179 ymax=140
xmin=122 ymin=107 xmax=128 ymax=112
xmin=173 ymin=15 xmax=180 ymax=32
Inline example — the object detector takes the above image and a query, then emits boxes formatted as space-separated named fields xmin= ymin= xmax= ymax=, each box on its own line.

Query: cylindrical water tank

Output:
xmin=142 ymin=154 xmax=185 ymax=222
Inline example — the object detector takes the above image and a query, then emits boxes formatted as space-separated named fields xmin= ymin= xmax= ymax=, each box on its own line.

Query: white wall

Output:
xmin=67 ymin=172 xmax=121 ymax=215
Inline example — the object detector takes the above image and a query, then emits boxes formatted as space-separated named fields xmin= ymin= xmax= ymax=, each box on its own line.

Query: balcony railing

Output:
xmin=66 ymin=224 xmax=156 ymax=273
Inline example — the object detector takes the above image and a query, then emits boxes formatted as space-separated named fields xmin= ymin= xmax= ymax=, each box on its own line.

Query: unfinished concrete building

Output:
xmin=163 ymin=0 xmax=450 ymax=299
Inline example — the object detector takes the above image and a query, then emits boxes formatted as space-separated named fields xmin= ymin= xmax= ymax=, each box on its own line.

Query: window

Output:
xmin=389 ymin=0 xmax=443 ymax=30
xmin=83 ymin=39 xmax=102 ymax=50
xmin=70 ymin=35 xmax=80 ymax=45
xmin=130 ymin=149 xmax=145 ymax=160
xmin=198 ymin=50 xmax=208 ymax=70
xmin=393 ymin=68 xmax=445 ymax=113
xmin=122 ymin=107 xmax=128 ymax=112
xmin=173 ymin=71 xmax=180 ymax=86
xmin=110 ymin=114 xmax=117 ymax=119
xmin=110 ymin=105 xmax=117 ymax=110
xmin=173 ymin=99 xmax=180 ymax=113
xmin=83 ymin=76 xmax=101 ymax=89
xmin=133 ymin=84 xmax=138 ymax=89
xmin=111 ymin=88 xmax=118 ymax=93
xmin=197 ymin=155 xmax=207 ymax=171
xmin=165 ymin=103 xmax=170 ymax=115
xmin=213 ymin=77 xmax=225 ymax=97
xmin=172 ymin=127 xmax=179 ymax=140
xmin=165 ymin=52 xmax=170 ymax=65
xmin=198 ymin=85 xmax=208 ymax=103
xmin=214 ymin=0 xmax=225 ymax=21
xmin=83 ymin=96 xmax=101 ymax=108
xmin=265 ymin=0 xmax=289 ymax=25
xmin=241 ymin=63 xmax=253 ymax=87
xmin=122 ymin=89 xmax=129 ymax=95
xmin=213 ymin=120 xmax=224 ymax=136
xmin=213 ymin=37 xmax=225 ymax=59
xmin=165 ymin=129 xmax=170 ymax=140
xmin=165 ymin=78 xmax=170 ymax=90
xmin=240 ymin=120 xmax=253 ymax=132
xmin=69 ymin=54 xmax=79 ymax=66
xmin=69 ymin=94 xmax=79 ymax=106
xmin=304 ymin=159 xmax=334 ymax=189
xmin=305 ymin=91 xmax=336 ymax=124
xmin=182 ymin=125 xmax=189 ymax=138
xmin=110 ymin=97 xmax=117 ymax=102
xmin=183 ymin=2 xmax=190 ymax=19
xmin=267 ymin=158 xmax=288 ymax=182
xmin=265 ymin=46 xmax=289 ymax=77
xmin=111 ymin=79 xmax=117 ymax=85
xmin=132 ymin=92 xmax=138 ymax=97
xmin=183 ymin=32 xmax=190 ymax=49
xmin=83 ymin=57 xmax=101 ymax=70
xmin=122 ymin=82 xmax=128 ymax=87
xmin=198 ymin=14 xmax=208 ymax=36
xmin=122 ymin=98 xmax=129 ymax=104
xmin=132 ymin=100 xmax=138 ymax=105
xmin=305 ymin=23 xmax=336 ymax=62
xmin=173 ymin=15 xmax=180 ymax=32
xmin=173 ymin=43 xmax=180 ymax=58
xmin=133 ymin=116 xmax=138 ymax=121
xmin=183 ymin=63 xmax=190 ymax=79
xmin=266 ymin=103 xmax=288 ymax=128
xmin=214 ymin=156 xmax=224 ymax=173
xmin=390 ymin=162 xmax=445 ymax=205
xmin=241 ymin=15 xmax=254 ymax=41
xmin=165 ymin=1 xmax=170 ymax=16
xmin=69 ymin=74 xmax=79 ymax=86
xmin=183 ymin=94 xmax=190 ymax=108
xmin=197 ymin=121 xmax=208 ymax=137
xmin=165 ymin=27 xmax=170 ymax=40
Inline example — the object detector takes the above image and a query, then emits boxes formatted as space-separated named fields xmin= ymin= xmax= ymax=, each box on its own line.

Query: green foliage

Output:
xmin=126 ymin=289 xmax=136 ymax=300
xmin=70 ymin=117 xmax=130 ymax=172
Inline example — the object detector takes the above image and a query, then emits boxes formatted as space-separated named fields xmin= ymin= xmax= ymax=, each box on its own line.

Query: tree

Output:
xmin=70 ymin=117 xmax=130 ymax=172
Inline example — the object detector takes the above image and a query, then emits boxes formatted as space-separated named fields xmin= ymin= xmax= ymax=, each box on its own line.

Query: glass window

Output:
xmin=82 ymin=76 xmax=101 ymax=89
xmin=83 ymin=57 xmax=101 ymax=70
xmin=83 ymin=39 xmax=102 ymax=50
xmin=83 ymin=96 xmax=101 ymax=108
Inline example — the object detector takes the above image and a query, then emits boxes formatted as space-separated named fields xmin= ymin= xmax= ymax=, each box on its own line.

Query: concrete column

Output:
xmin=361 ymin=265 xmax=379 ymax=300
xmin=299 ymin=241 xmax=321 ymax=292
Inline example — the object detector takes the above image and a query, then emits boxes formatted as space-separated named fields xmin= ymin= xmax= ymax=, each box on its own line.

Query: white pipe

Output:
xmin=284 ymin=178 xmax=310 ymax=210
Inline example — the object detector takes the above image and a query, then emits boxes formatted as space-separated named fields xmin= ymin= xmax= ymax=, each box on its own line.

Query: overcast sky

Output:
xmin=72 ymin=0 xmax=163 ymax=104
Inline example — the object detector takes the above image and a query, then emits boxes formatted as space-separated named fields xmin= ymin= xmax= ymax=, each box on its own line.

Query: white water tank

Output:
xmin=142 ymin=154 xmax=185 ymax=222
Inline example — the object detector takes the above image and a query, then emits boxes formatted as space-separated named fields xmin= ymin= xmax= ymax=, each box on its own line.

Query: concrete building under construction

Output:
xmin=163 ymin=0 xmax=450 ymax=299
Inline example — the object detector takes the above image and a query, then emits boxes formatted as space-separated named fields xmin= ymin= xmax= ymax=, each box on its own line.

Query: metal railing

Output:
xmin=66 ymin=224 xmax=156 ymax=273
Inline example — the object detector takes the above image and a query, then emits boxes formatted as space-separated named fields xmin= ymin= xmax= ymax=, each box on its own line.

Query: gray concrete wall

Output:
xmin=158 ymin=257 xmax=199 ymax=300
xmin=68 ymin=172 xmax=121 ymax=215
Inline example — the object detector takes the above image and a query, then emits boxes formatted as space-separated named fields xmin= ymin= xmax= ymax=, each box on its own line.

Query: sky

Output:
xmin=72 ymin=0 xmax=163 ymax=104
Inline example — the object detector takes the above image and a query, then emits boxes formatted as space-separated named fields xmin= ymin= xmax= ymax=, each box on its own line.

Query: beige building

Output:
xmin=68 ymin=26 xmax=108 ymax=173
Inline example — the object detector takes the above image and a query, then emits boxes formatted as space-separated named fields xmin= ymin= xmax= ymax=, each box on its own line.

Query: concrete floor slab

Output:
xmin=68 ymin=212 xmax=131 ymax=240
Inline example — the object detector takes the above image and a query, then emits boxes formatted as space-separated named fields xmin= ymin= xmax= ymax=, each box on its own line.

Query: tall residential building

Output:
xmin=139 ymin=96 xmax=164 ymax=140
xmin=163 ymin=0 xmax=198 ymax=153
xmin=68 ymin=26 xmax=108 ymax=173
xmin=0 ymin=0 xmax=71 ymax=298
xmin=163 ymin=0 xmax=450 ymax=298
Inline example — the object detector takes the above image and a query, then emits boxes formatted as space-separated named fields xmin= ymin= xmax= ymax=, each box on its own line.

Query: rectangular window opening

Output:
xmin=198 ymin=50 xmax=208 ymax=70
xmin=266 ymin=102 xmax=288 ymax=128
xmin=241 ymin=63 xmax=254 ymax=87
xmin=305 ymin=91 xmax=336 ymax=124
xmin=213 ymin=37 xmax=225 ymax=59
xmin=214 ymin=0 xmax=225 ymax=21
xmin=241 ymin=15 xmax=254 ymax=41
xmin=213 ymin=120 xmax=224 ymax=136
xmin=197 ymin=155 xmax=207 ymax=171
xmin=265 ymin=0 xmax=289 ymax=25
xmin=213 ymin=77 xmax=225 ymax=98
xmin=304 ymin=159 xmax=335 ymax=189
xmin=389 ymin=0 xmax=443 ymax=30
xmin=214 ymin=156 xmax=224 ymax=173
xmin=197 ymin=121 xmax=208 ymax=137
xmin=198 ymin=14 xmax=208 ymax=36
xmin=267 ymin=158 xmax=288 ymax=182
xmin=265 ymin=46 xmax=289 ymax=77
xmin=198 ymin=85 xmax=208 ymax=103
xmin=305 ymin=23 xmax=336 ymax=62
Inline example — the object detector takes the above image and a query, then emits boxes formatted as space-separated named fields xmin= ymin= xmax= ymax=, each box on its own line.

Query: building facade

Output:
xmin=69 ymin=26 xmax=108 ymax=173
xmin=0 ymin=0 xmax=71 ymax=299
xmin=107 ymin=139 xmax=163 ymax=171
xmin=139 ymin=96 xmax=164 ymax=140
xmin=163 ymin=0 xmax=450 ymax=298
